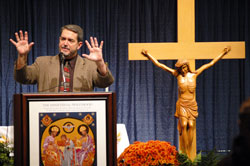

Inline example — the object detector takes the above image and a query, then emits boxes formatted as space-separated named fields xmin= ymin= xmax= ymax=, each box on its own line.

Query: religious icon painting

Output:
xmin=39 ymin=112 xmax=97 ymax=166
xmin=28 ymin=99 xmax=109 ymax=166
xmin=14 ymin=93 xmax=116 ymax=166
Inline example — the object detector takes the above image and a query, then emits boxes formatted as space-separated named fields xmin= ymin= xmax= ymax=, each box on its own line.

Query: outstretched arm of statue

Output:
xmin=141 ymin=50 xmax=175 ymax=75
xmin=195 ymin=46 xmax=231 ymax=76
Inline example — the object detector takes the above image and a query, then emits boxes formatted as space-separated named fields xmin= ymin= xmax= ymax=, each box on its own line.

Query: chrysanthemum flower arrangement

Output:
xmin=117 ymin=140 xmax=179 ymax=166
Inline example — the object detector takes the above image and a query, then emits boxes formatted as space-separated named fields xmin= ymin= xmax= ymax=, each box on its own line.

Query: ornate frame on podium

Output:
xmin=14 ymin=92 xmax=116 ymax=166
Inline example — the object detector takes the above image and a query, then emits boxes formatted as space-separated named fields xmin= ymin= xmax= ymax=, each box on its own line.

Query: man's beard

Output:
xmin=60 ymin=50 xmax=77 ymax=59
xmin=60 ymin=46 xmax=73 ymax=57
xmin=64 ymin=53 xmax=71 ymax=57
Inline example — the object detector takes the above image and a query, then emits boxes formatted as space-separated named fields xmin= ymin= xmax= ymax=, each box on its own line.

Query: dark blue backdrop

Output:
xmin=0 ymin=0 xmax=249 ymax=152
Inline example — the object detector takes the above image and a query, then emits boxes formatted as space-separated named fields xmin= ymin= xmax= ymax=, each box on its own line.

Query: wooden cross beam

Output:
xmin=128 ymin=0 xmax=245 ymax=70
xmin=128 ymin=0 xmax=245 ymax=161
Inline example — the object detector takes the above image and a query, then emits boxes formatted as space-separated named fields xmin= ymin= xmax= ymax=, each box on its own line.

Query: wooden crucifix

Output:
xmin=128 ymin=0 xmax=245 ymax=161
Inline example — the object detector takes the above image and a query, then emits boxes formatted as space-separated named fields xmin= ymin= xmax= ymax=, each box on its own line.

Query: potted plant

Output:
xmin=0 ymin=136 xmax=14 ymax=166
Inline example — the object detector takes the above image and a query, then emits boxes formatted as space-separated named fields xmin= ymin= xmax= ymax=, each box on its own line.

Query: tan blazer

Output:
xmin=14 ymin=54 xmax=114 ymax=92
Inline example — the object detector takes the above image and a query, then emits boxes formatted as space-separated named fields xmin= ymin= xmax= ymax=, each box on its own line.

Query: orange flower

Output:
xmin=117 ymin=140 xmax=179 ymax=166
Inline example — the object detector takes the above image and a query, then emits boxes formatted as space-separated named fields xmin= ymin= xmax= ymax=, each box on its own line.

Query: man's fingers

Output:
xmin=81 ymin=54 xmax=90 ymax=59
xmin=15 ymin=32 xmax=20 ymax=41
xmin=25 ymin=31 xmax=29 ymax=41
xmin=19 ymin=30 xmax=24 ymax=40
xmin=28 ymin=42 xmax=35 ymax=49
xmin=99 ymin=41 xmax=104 ymax=49
xmin=90 ymin=37 xmax=95 ymax=47
xmin=94 ymin=37 xmax=99 ymax=47
xmin=9 ymin=39 xmax=17 ymax=46
xmin=86 ymin=37 xmax=103 ymax=49
xmin=85 ymin=40 xmax=92 ymax=50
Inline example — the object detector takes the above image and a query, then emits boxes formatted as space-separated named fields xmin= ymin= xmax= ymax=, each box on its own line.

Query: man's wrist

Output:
xmin=96 ymin=60 xmax=107 ymax=76
xmin=16 ymin=54 xmax=28 ymax=70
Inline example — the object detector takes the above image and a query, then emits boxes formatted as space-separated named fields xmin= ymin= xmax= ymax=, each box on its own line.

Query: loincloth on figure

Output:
xmin=175 ymin=98 xmax=198 ymax=135
xmin=175 ymin=98 xmax=198 ymax=120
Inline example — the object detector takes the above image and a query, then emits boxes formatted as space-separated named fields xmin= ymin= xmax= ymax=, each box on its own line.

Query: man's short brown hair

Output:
xmin=60 ymin=24 xmax=83 ymax=42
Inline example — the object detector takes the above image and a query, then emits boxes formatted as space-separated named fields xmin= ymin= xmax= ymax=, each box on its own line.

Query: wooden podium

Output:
xmin=13 ymin=92 xmax=117 ymax=166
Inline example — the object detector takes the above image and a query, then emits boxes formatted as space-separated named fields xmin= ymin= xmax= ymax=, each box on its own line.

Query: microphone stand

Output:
xmin=59 ymin=53 xmax=67 ymax=92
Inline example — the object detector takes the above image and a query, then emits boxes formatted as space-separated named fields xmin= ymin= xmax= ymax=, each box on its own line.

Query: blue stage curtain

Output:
xmin=0 ymin=0 xmax=249 ymax=152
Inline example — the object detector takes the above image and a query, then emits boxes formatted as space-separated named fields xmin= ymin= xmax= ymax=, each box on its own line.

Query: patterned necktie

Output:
xmin=60 ymin=61 xmax=70 ymax=92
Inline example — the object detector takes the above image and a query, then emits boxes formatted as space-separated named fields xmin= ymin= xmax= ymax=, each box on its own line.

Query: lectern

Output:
xmin=13 ymin=92 xmax=116 ymax=166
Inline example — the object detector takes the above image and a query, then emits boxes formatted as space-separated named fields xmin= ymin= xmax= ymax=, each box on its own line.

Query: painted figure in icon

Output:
xmin=60 ymin=134 xmax=77 ymax=166
xmin=42 ymin=125 xmax=62 ymax=166
xmin=76 ymin=124 xmax=95 ymax=166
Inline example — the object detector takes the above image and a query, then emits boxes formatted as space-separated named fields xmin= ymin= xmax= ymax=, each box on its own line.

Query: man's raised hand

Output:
xmin=82 ymin=37 xmax=104 ymax=62
xmin=9 ymin=30 xmax=34 ymax=56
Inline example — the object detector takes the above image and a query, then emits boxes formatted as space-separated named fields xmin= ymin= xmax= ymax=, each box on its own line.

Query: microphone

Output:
xmin=59 ymin=52 xmax=67 ymax=92
xmin=59 ymin=52 xmax=65 ymax=63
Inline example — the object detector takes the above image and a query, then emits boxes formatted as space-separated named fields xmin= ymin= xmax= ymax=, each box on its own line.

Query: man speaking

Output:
xmin=10 ymin=24 xmax=114 ymax=92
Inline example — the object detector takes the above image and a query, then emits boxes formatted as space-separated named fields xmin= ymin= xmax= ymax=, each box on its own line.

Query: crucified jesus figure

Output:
xmin=142 ymin=46 xmax=231 ymax=159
